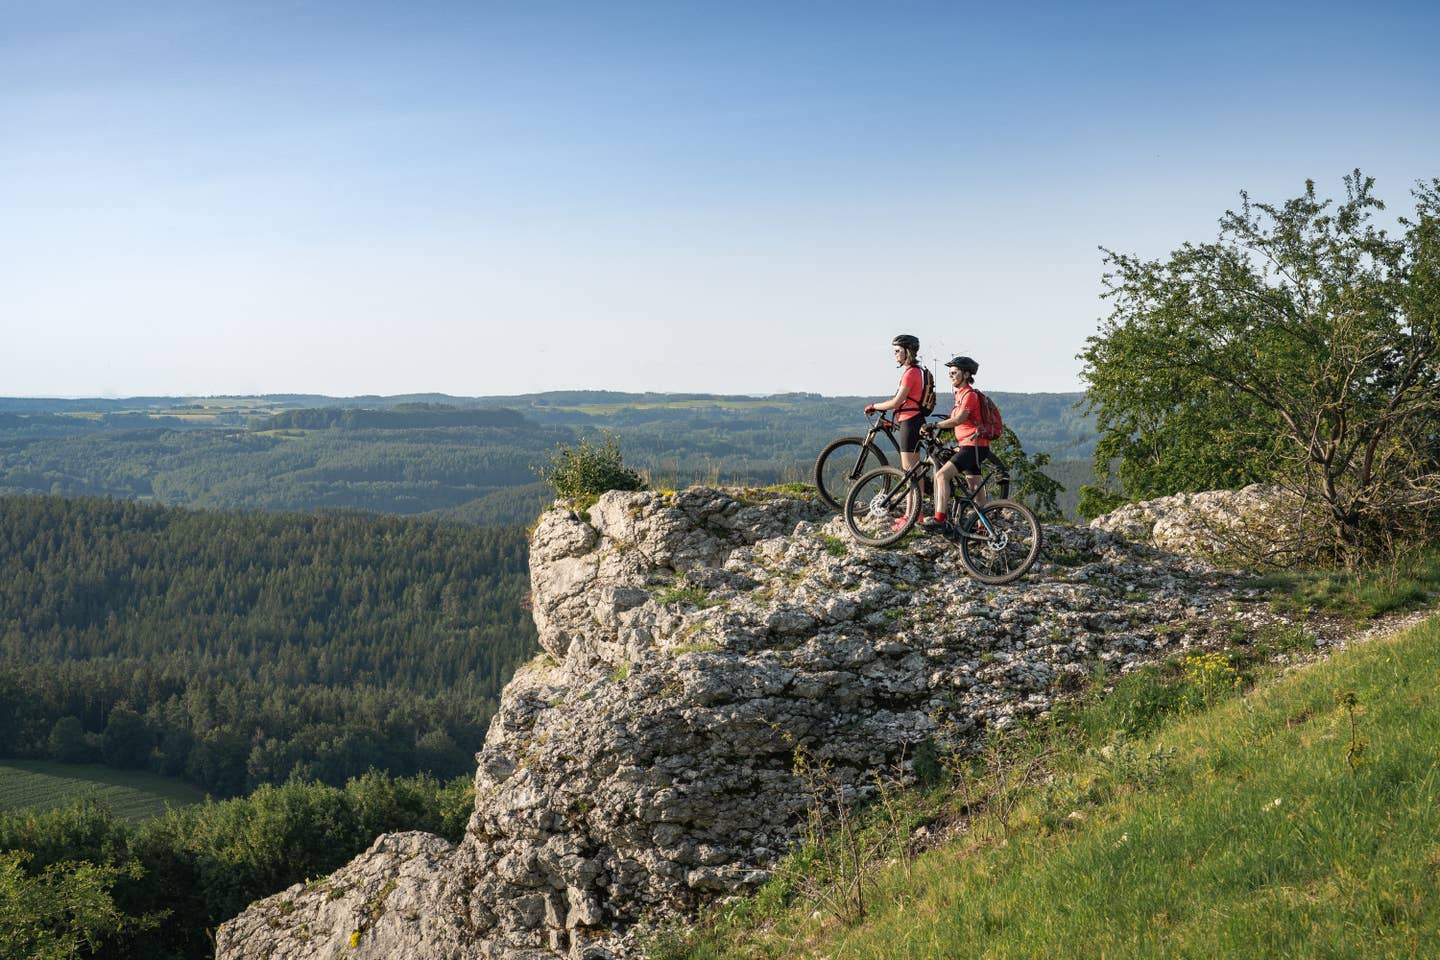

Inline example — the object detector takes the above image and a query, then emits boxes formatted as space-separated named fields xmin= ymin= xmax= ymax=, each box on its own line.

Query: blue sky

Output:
xmin=3 ymin=0 xmax=1437 ymax=398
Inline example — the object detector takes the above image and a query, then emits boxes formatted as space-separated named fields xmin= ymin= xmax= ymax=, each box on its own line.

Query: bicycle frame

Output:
xmin=843 ymin=441 xmax=1042 ymax=582
xmin=875 ymin=448 xmax=1004 ymax=541
xmin=863 ymin=414 xmax=901 ymax=456
xmin=820 ymin=412 xmax=1007 ymax=515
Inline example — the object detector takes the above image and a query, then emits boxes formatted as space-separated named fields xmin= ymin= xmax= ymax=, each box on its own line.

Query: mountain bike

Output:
xmin=815 ymin=412 xmax=1012 ymax=512
xmin=842 ymin=450 xmax=1043 ymax=584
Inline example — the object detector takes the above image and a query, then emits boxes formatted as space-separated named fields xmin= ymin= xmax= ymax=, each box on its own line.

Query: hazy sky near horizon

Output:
xmin=3 ymin=1 xmax=1438 ymax=399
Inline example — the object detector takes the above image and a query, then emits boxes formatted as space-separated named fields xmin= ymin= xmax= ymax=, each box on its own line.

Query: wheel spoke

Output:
xmin=843 ymin=467 xmax=915 ymax=546
xmin=958 ymin=500 xmax=1042 ymax=583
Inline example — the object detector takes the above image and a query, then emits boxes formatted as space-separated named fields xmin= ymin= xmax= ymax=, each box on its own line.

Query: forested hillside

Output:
xmin=0 ymin=495 xmax=535 ymax=795
xmin=0 ymin=772 xmax=474 ymax=960
xmin=0 ymin=392 xmax=1095 ymax=522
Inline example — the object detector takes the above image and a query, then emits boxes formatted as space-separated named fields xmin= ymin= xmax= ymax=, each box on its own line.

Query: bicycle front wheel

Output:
xmin=843 ymin=466 xmax=920 ymax=547
xmin=958 ymin=499 xmax=1043 ymax=584
xmin=815 ymin=437 xmax=890 ymax=512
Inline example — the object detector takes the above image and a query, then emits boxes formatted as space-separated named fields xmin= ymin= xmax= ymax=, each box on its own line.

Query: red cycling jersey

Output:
xmin=951 ymin=387 xmax=988 ymax=446
xmin=896 ymin=365 xmax=925 ymax=422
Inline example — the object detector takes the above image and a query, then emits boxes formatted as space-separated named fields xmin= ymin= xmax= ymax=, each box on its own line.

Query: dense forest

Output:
xmin=0 ymin=495 xmax=535 ymax=796
xmin=0 ymin=391 xmax=1096 ymax=522
xmin=1 ymin=773 xmax=473 ymax=960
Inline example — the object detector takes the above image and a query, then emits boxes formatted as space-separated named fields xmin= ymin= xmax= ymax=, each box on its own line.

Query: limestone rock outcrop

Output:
xmin=217 ymin=487 xmax=1282 ymax=959
xmin=1088 ymin=484 xmax=1322 ymax=567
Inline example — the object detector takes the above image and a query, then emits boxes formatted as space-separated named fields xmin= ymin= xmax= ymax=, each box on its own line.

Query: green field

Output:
xmin=0 ymin=760 xmax=208 ymax=820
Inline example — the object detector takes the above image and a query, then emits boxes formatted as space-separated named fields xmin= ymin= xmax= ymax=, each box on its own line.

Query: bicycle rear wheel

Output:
xmin=843 ymin=466 xmax=920 ymax=547
xmin=815 ymin=437 xmax=889 ymax=512
xmin=957 ymin=499 xmax=1043 ymax=584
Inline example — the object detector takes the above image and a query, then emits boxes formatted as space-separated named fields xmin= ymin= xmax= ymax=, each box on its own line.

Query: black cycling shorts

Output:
xmin=953 ymin=444 xmax=984 ymax=475
xmin=896 ymin=416 xmax=923 ymax=453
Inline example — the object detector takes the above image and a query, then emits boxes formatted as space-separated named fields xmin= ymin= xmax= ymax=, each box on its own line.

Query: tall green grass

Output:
xmin=661 ymin=614 xmax=1440 ymax=959
xmin=1252 ymin=546 xmax=1440 ymax=619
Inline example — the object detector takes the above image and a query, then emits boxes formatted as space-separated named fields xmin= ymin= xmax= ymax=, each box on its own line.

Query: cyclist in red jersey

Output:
xmin=921 ymin=355 xmax=1005 ymax=528
xmin=864 ymin=334 xmax=927 ymax=527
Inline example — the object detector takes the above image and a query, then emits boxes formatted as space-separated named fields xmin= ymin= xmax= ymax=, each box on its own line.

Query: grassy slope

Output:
xmin=0 ymin=760 xmax=208 ymax=820
xmin=669 ymin=612 xmax=1440 ymax=960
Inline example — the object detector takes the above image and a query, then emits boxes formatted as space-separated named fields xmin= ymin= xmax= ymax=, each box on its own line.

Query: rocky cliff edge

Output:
xmin=216 ymin=487 xmax=1286 ymax=959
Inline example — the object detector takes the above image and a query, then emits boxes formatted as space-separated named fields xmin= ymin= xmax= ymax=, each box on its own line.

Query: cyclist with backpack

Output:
xmin=864 ymin=334 xmax=933 ymax=529
xmin=920 ymin=355 xmax=1008 ymax=528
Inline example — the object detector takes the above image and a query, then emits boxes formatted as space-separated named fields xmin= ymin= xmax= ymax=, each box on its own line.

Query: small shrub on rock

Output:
xmin=537 ymin=432 xmax=646 ymax=503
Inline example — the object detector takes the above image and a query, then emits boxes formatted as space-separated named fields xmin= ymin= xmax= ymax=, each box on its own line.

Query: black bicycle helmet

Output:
xmin=892 ymin=334 xmax=920 ymax=351
xmin=945 ymin=355 xmax=979 ymax=374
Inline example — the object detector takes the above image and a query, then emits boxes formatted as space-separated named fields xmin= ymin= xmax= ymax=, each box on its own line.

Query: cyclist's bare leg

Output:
xmin=966 ymin=472 xmax=987 ymax=507
xmin=934 ymin=459 xmax=958 ymax=518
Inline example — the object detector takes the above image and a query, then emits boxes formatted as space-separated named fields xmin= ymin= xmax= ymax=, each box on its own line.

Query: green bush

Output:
xmin=1078 ymin=664 xmax=1187 ymax=741
xmin=0 ymin=772 xmax=473 ymax=960
xmin=1076 ymin=483 xmax=1128 ymax=521
xmin=537 ymin=432 xmax=646 ymax=502
xmin=0 ymin=850 xmax=148 ymax=960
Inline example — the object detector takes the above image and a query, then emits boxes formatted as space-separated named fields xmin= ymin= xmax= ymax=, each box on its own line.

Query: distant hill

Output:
xmin=0 ymin=392 xmax=1096 ymax=522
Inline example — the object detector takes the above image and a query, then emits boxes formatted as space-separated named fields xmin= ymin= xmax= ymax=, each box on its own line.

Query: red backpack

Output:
xmin=965 ymin=387 xmax=1004 ymax=441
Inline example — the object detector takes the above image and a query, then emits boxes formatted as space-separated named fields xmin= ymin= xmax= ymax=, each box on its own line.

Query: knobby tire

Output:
xmin=815 ymin=437 xmax=890 ymax=512
xmin=957 ymin=499 xmax=1043 ymax=584
xmin=843 ymin=466 xmax=920 ymax=547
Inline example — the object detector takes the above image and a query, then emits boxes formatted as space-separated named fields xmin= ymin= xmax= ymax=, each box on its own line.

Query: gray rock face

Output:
xmin=217 ymin=487 xmax=1278 ymax=960
xmin=1088 ymin=484 xmax=1321 ymax=567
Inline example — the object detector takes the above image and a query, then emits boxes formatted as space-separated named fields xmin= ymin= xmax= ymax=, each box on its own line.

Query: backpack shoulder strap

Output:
xmin=898 ymin=363 xmax=923 ymax=412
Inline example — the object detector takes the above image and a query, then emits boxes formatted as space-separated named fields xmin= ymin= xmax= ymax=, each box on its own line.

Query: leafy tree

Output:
xmin=0 ymin=774 xmax=472 ymax=960
xmin=0 ymin=850 xmax=148 ymax=960
xmin=47 ymin=716 xmax=91 ymax=764
xmin=991 ymin=428 xmax=1064 ymax=520
xmin=101 ymin=705 xmax=152 ymax=770
xmin=1080 ymin=172 xmax=1440 ymax=565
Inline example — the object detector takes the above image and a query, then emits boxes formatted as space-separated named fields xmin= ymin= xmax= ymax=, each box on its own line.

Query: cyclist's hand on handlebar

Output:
xmin=918 ymin=423 xmax=935 ymax=437
xmin=864 ymin=404 xmax=877 ymax=416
